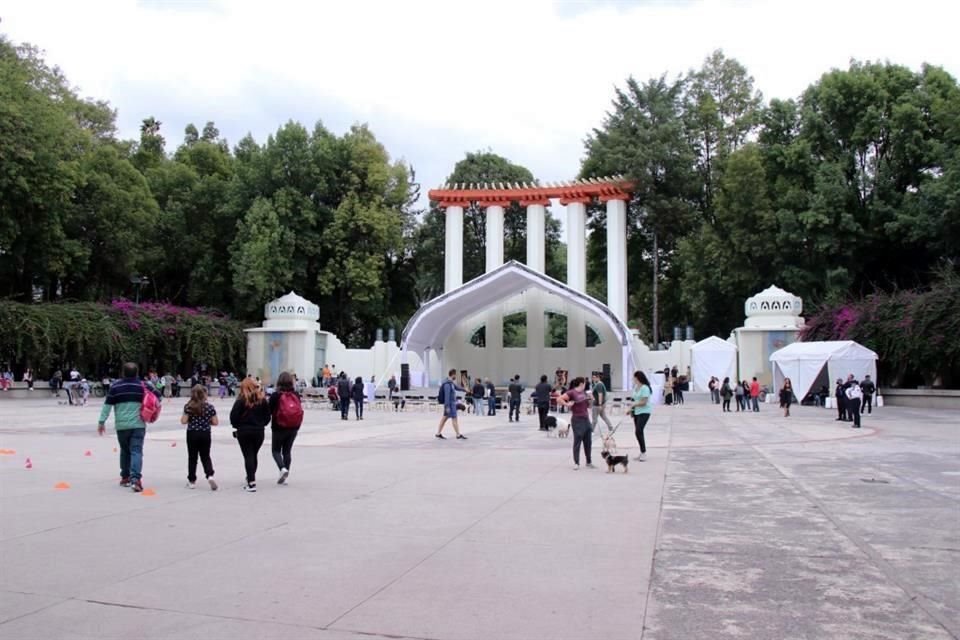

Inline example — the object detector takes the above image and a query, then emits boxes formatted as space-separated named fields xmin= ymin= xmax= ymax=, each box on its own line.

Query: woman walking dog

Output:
xmin=630 ymin=371 xmax=653 ymax=461
xmin=558 ymin=377 xmax=594 ymax=470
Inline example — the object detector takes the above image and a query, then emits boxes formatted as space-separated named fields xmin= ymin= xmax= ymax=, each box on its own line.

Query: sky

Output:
xmin=3 ymin=0 xmax=959 ymax=222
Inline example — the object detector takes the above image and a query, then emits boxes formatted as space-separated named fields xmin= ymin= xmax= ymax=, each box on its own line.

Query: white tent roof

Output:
xmin=401 ymin=260 xmax=638 ymax=388
xmin=769 ymin=340 xmax=878 ymax=401
xmin=770 ymin=341 xmax=878 ymax=362
xmin=690 ymin=335 xmax=737 ymax=352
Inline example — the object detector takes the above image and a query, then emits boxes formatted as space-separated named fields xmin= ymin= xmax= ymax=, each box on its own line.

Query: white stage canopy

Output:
xmin=690 ymin=336 xmax=738 ymax=392
xmin=400 ymin=260 xmax=639 ymax=389
xmin=769 ymin=340 xmax=878 ymax=401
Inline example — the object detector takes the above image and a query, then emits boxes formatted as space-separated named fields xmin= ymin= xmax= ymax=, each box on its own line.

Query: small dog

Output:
xmin=555 ymin=417 xmax=570 ymax=438
xmin=544 ymin=415 xmax=557 ymax=429
xmin=601 ymin=450 xmax=629 ymax=473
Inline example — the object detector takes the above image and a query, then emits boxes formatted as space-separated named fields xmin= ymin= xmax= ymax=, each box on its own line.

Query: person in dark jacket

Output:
xmin=860 ymin=375 xmax=876 ymax=414
xmin=230 ymin=377 xmax=271 ymax=492
xmin=534 ymin=374 xmax=552 ymax=431
xmin=351 ymin=376 xmax=365 ymax=420
xmin=268 ymin=371 xmax=301 ymax=485
xmin=471 ymin=379 xmax=485 ymax=416
xmin=485 ymin=378 xmax=497 ymax=416
xmin=507 ymin=375 xmax=523 ymax=422
xmin=835 ymin=379 xmax=847 ymax=422
xmin=336 ymin=373 xmax=352 ymax=420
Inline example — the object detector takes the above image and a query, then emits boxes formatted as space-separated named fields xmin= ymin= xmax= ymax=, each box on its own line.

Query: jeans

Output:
xmin=340 ymin=397 xmax=350 ymax=419
xmin=509 ymin=398 xmax=521 ymax=421
xmin=571 ymin=416 xmax=592 ymax=465
xmin=116 ymin=428 xmax=146 ymax=481
xmin=487 ymin=395 xmax=496 ymax=416
xmin=271 ymin=427 xmax=299 ymax=470
xmin=473 ymin=398 xmax=484 ymax=415
xmin=633 ymin=413 xmax=650 ymax=453
xmin=537 ymin=405 xmax=549 ymax=430
xmin=711 ymin=389 xmax=720 ymax=404
xmin=354 ymin=398 xmax=363 ymax=419
xmin=186 ymin=430 xmax=214 ymax=483
xmin=735 ymin=395 xmax=743 ymax=411
xmin=751 ymin=396 xmax=759 ymax=412
xmin=591 ymin=405 xmax=614 ymax=431
xmin=236 ymin=429 xmax=264 ymax=484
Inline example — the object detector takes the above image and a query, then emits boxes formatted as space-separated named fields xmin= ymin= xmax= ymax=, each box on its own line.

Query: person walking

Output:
xmin=97 ymin=362 xmax=160 ymax=493
xmin=845 ymin=378 xmax=863 ymax=428
xmin=229 ymin=377 xmax=271 ymax=492
xmin=590 ymin=372 xmax=614 ymax=434
xmin=708 ymin=377 xmax=719 ymax=404
xmin=485 ymin=378 xmax=497 ymax=416
xmin=779 ymin=378 xmax=794 ymax=417
xmin=720 ymin=377 xmax=733 ymax=412
xmin=749 ymin=377 xmax=761 ymax=412
xmin=630 ymin=371 xmax=653 ymax=461
xmin=507 ymin=375 xmax=523 ymax=422
xmin=674 ymin=375 xmax=685 ymax=405
xmin=436 ymin=369 xmax=466 ymax=440
xmin=351 ymin=376 xmax=365 ymax=420
xmin=269 ymin=371 xmax=303 ymax=485
xmin=337 ymin=373 xmax=352 ymax=420
xmin=471 ymin=378 xmax=485 ymax=417
xmin=534 ymin=374 xmax=552 ymax=431
xmin=734 ymin=378 xmax=744 ymax=411
xmin=860 ymin=375 xmax=876 ymax=414
xmin=180 ymin=384 xmax=219 ymax=490
xmin=835 ymin=378 xmax=847 ymax=422
xmin=558 ymin=377 xmax=594 ymax=470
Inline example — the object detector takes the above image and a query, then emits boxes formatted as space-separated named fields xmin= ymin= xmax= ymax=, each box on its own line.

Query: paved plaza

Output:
xmin=0 ymin=393 xmax=957 ymax=640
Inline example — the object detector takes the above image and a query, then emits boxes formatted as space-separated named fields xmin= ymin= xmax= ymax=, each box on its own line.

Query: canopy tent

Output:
xmin=401 ymin=260 xmax=639 ymax=389
xmin=690 ymin=336 xmax=738 ymax=392
xmin=769 ymin=341 xmax=878 ymax=401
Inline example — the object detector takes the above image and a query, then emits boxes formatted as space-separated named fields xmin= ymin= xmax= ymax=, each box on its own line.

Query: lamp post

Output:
xmin=129 ymin=275 xmax=150 ymax=304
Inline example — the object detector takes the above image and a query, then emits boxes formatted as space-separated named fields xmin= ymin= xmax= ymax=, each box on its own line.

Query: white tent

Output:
xmin=690 ymin=336 xmax=738 ymax=392
xmin=769 ymin=341 xmax=878 ymax=401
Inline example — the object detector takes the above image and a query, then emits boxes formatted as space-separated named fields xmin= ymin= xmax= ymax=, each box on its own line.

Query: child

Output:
xmin=79 ymin=379 xmax=91 ymax=406
xmin=180 ymin=384 xmax=219 ymax=490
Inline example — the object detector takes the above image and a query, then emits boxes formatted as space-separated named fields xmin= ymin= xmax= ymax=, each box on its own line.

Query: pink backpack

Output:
xmin=140 ymin=383 xmax=162 ymax=423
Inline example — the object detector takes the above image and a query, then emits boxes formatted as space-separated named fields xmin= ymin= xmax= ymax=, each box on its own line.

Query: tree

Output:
xmin=230 ymin=197 xmax=293 ymax=317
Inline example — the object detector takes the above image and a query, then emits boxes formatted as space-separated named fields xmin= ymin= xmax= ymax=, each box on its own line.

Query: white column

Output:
xmin=605 ymin=198 xmax=628 ymax=323
xmin=485 ymin=205 xmax=504 ymax=273
xmin=444 ymin=205 xmax=464 ymax=292
xmin=565 ymin=202 xmax=586 ymax=292
xmin=526 ymin=203 xmax=546 ymax=273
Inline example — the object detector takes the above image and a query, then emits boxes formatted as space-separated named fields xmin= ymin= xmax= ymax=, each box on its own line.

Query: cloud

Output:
xmin=3 ymin=0 xmax=958 ymax=226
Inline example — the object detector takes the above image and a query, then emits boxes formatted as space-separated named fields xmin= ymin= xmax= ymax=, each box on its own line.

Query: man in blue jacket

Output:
xmin=97 ymin=362 xmax=160 ymax=492
xmin=436 ymin=369 xmax=467 ymax=440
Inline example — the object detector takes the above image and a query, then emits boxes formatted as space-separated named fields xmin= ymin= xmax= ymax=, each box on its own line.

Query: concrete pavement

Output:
xmin=0 ymin=393 xmax=956 ymax=639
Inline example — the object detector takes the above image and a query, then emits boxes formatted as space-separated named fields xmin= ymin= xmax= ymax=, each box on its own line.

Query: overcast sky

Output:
xmin=3 ymin=0 xmax=958 ymax=219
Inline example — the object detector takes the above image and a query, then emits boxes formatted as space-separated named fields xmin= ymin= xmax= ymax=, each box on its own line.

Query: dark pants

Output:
xmin=633 ymin=413 xmax=650 ymax=453
xmin=186 ymin=430 xmax=214 ymax=483
xmin=271 ymin=427 xmax=298 ymax=470
xmin=509 ymin=398 xmax=521 ymax=421
xmin=571 ymin=416 xmax=592 ymax=465
xmin=722 ymin=397 xmax=731 ymax=411
xmin=537 ymin=405 xmax=549 ymax=430
xmin=117 ymin=428 xmax=146 ymax=481
xmin=354 ymin=399 xmax=363 ymax=419
xmin=848 ymin=398 xmax=861 ymax=428
xmin=340 ymin=397 xmax=350 ymax=419
xmin=837 ymin=397 xmax=847 ymax=421
xmin=735 ymin=395 xmax=743 ymax=411
xmin=863 ymin=394 xmax=873 ymax=414
xmin=236 ymin=429 xmax=264 ymax=484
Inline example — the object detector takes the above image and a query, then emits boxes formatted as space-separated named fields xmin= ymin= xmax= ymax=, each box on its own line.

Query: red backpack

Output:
xmin=275 ymin=391 xmax=304 ymax=428
xmin=140 ymin=383 xmax=162 ymax=423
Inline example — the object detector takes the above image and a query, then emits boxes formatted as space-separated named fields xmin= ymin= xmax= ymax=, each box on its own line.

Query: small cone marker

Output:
xmin=84 ymin=450 xmax=92 ymax=457
xmin=141 ymin=488 xmax=156 ymax=496
xmin=0 ymin=449 xmax=16 ymax=455
xmin=24 ymin=458 xmax=32 ymax=469
xmin=54 ymin=481 xmax=70 ymax=490
xmin=170 ymin=442 xmax=177 ymax=447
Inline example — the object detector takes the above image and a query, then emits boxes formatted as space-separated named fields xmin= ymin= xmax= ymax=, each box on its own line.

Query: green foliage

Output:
xmin=800 ymin=268 xmax=960 ymax=387
xmin=0 ymin=299 xmax=246 ymax=376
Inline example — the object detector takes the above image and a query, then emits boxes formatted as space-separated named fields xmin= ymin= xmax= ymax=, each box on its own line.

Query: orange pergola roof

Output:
xmin=427 ymin=175 xmax=632 ymax=207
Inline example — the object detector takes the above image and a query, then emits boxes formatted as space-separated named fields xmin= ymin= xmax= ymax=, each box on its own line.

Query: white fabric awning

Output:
xmin=690 ymin=336 xmax=738 ymax=392
xmin=769 ymin=340 xmax=878 ymax=400
xmin=401 ymin=260 xmax=638 ymax=388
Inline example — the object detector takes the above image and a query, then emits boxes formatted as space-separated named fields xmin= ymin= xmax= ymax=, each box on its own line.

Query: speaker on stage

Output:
xmin=602 ymin=363 xmax=612 ymax=390
xmin=400 ymin=363 xmax=410 ymax=391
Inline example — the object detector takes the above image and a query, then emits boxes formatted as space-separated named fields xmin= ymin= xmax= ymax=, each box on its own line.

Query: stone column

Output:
xmin=485 ymin=205 xmax=504 ymax=273
xmin=565 ymin=201 xmax=587 ymax=292
xmin=525 ymin=203 xmax=546 ymax=273
xmin=605 ymin=197 xmax=628 ymax=323
xmin=444 ymin=205 xmax=464 ymax=292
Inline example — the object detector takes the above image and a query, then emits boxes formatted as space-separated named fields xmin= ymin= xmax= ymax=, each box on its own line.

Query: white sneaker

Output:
xmin=243 ymin=483 xmax=257 ymax=492
xmin=278 ymin=468 xmax=289 ymax=485
xmin=634 ymin=453 xmax=646 ymax=461
xmin=572 ymin=464 xmax=580 ymax=471
xmin=185 ymin=481 xmax=196 ymax=489
xmin=208 ymin=478 xmax=218 ymax=491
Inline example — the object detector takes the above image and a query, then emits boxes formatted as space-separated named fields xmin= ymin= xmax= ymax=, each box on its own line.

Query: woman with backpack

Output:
xmin=230 ymin=377 xmax=271 ymax=492
xmin=180 ymin=384 xmax=219 ymax=490
xmin=269 ymin=371 xmax=303 ymax=485
xmin=351 ymin=376 xmax=366 ymax=420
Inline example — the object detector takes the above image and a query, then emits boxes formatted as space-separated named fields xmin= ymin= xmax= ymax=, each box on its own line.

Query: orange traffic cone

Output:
xmin=141 ymin=488 xmax=157 ymax=496
xmin=54 ymin=481 xmax=70 ymax=490
xmin=84 ymin=450 xmax=92 ymax=457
